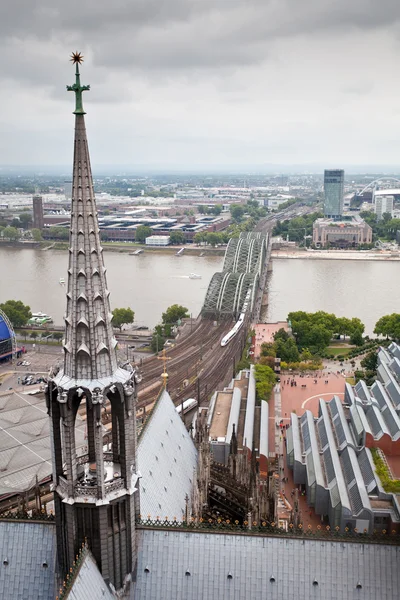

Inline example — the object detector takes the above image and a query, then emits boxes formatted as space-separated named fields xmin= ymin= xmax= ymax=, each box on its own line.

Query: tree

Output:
xmin=350 ymin=329 xmax=364 ymax=346
xmin=210 ymin=204 xmax=222 ymax=216
xmin=204 ymin=232 xmax=221 ymax=247
xmin=254 ymin=364 xmax=276 ymax=401
xmin=275 ymin=337 xmax=300 ymax=363
xmin=260 ymin=342 xmax=276 ymax=358
xmin=259 ymin=355 xmax=276 ymax=369
xmin=19 ymin=212 xmax=32 ymax=229
xmin=53 ymin=332 xmax=63 ymax=344
xmin=198 ymin=205 xmax=206 ymax=214
xmin=336 ymin=317 xmax=352 ymax=339
xmin=288 ymin=310 xmax=365 ymax=355
xmin=300 ymin=348 xmax=313 ymax=361
xmin=2 ymin=226 xmax=20 ymax=241
xmin=31 ymin=228 xmax=43 ymax=241
xmin=162 ymin=304 xmax=189 ymax=326
xmin=0 ymin=300 xmax=31 ymax=327
xmin=307 ymin=324 xmax=332 ymax=354
xmin=361 ymin=350 xmax=378 ymax=372
xmin=30 ymin=331 xmax=38 ymax=341
xmin=230 ymin=204 xmax=246 ymax=222
xmin=46 ymin=226 xmax=69 ymax=240
xmin=194 ymin=232 xmax=205 ymax=244
xmin=349 ymin=317 xmax=365 ymax=335
xmin=112 ymin=307 xmax=135 ymax=331
xmin=135 ymin=225 xmax=152 ymax=243
xmin=169 ymin=231 xmax=185 ymax=245
xmin=273 ymin=328 xmax=290 ymax=342
xmin=374 ymin=314 xmax=400 ymax=341
xmin=151 ymin=325 xmax=165 ymax=353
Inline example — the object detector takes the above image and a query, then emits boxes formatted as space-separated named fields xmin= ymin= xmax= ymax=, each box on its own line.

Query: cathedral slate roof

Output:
xmin=0 ymin=521 xmax=56 ymax=600
xmin=0 ymin=390 xmax=86 ymax=495
xmin=134 ymin=529 xmax=400 ymax=600
xmin=137 ymin=389 xmax=198 ymax=519
xmin=64 ymin=550 xmax=114 ymax=600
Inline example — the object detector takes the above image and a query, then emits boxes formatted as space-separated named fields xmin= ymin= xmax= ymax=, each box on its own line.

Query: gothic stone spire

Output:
xmin=62 ymin=56 xmax=118 ymax=382
xmin=47 ymin=56 xmax=141 ymax=590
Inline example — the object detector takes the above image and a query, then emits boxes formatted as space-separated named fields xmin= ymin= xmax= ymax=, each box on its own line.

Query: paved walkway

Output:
xmin=269 ymin=369 xmax=347 ymax=527
xmin=280 ymin=371 xmax=346 ymax=419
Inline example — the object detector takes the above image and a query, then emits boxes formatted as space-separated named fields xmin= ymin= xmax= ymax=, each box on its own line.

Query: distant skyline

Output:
xmin=1 ymin=164 xmax=400 ymax=178
xmin=2 ymin=1 xmax=400 ymax=168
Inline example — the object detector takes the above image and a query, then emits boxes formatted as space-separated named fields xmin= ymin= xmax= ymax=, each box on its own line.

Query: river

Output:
xmin=0 ymin=247 xmax=222 ymax=328
xmin=267 ymin=258 xmax=399 ymax=335
xmin=0 ymin=248 xmax=398 ymax=334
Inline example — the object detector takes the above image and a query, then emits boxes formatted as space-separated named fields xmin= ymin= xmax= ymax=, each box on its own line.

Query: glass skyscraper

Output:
xmin=324 ymin=169 xmax=344 ymax=218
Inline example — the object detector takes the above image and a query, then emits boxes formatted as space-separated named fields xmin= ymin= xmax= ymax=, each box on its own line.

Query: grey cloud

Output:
xmin=2 ymin=0 xmax=400 ymax=167
xmin=3 ymin=1 xmax=400 ymax=77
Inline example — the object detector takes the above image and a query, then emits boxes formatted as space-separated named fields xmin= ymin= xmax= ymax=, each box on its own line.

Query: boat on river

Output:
xmin=29 ymin=312 xmax=53 ymax=325
xmin=189 ymin=273 xmax=202 ymax=279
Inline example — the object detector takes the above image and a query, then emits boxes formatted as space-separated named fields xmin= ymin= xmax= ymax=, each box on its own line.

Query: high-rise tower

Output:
xmin=324 ymin=169 xmax=344 ymax=218
xmin=46 ymin=53 xmax=140 ymax=592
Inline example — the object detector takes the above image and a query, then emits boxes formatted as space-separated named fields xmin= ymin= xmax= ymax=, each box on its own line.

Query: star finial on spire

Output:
xmin=70 ymin=51 xmax=84 ymax=65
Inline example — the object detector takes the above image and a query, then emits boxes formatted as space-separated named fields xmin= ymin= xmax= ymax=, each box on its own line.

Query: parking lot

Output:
xmin=0 ymin=341 xmax=150 ymax=392
xmin=0 ymin=344 xmax=62 ymax=391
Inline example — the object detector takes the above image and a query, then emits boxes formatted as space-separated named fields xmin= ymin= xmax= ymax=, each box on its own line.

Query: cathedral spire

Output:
xmin=61 ymin=55 xmax=119 ymax=383
xmin=47 ymin=55 xmax=140 ymax=590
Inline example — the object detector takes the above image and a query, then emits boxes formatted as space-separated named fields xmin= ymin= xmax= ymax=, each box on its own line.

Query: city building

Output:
xmin=64 ymin=180 xmax=72 ymax=201
xmin=32 ymin=195 xmax=44 ymax=229
xmin=145 ymin=235 xmax=170 ymax=246
xmin=312 ymin=216 xmax=372 ymax=248
xmin=324 ymin=169 xmax=344 ymax=218
xmin=287 ymin=342 xmax=400 ymax=533
xmin=205 ymin=366 xmax=269 ymax=475
xmin=374 ymin=189 xmax=395 ymax=221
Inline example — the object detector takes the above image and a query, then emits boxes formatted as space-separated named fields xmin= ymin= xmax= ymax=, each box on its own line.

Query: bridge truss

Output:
xmin=202 ymin=232 xmax=268 ymax=318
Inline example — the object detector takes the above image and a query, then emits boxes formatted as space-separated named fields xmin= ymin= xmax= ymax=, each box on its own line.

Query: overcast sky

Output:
xmin=2 ymin=0 xmax=400 ymax=170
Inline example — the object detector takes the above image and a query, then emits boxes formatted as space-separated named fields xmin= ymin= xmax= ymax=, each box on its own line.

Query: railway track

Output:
xmin=137 ymin=319 xmax=232 ymax=408
xmin=156 ymin=316 xmax=247 ymax=410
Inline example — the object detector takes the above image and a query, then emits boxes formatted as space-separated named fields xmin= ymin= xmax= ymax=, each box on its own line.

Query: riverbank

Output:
xmin=271 ymin=248 xmax=400 ymax=261
xmin=0 ymin=240 xmax=225 ymax=256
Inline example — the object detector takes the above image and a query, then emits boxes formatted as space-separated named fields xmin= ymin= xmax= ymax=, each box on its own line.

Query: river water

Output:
xmin=0 ymin=247 xmax=222 ymax=328
xmin=0 ymin=248 xmax=398 ymax=334
xmin=267 ymin=258 xmax=399 ymax=335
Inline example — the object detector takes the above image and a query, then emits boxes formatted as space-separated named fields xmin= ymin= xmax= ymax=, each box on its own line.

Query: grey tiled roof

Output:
xmin=137 ymin=389 xmax=198 ymax=519
xmin=134 ymin=529 xmax=400 ymax=600
xmin=65 ymin=551 xmax=114 ymax=600
xmin=0 ymin=390 xmax=86 ymax=495
xmin=0 ymin=521 xmax=56 ymax=600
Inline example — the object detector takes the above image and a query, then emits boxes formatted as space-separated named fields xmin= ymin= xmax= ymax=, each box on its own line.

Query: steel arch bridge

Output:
xmin=358 ymin=177 xmax=400 ymax=196
xmin=202 ymin=232 xmax=268 ymax=318
xmin=222 ymin=231 xmax=266 ymax=276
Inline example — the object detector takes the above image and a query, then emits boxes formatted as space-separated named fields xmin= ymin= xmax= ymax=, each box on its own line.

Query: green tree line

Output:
xmin=360 ymin=211 xmax=400 ymax=241
xmin=288 ymin=311 xmax=365 ymax=354
xmin=272 ymin=212 xmax=323 ymax=244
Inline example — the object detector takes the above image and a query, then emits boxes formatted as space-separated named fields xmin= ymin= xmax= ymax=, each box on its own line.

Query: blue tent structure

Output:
xmin=0 ymin=309 xmax=17 ymax=362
